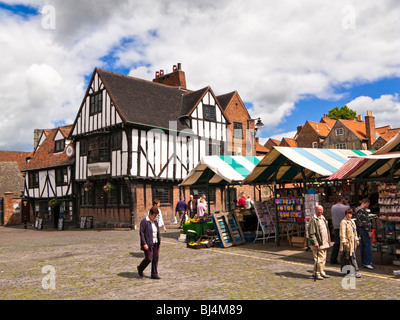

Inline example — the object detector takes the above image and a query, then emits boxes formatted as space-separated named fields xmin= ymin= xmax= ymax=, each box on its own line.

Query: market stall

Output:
xmin=180 ymin=155 xmax=263 ymax=248
xmin=327 ymin=133 xmax=400 ymax=266
xmin=243 ymin=146 xmax=376 ymax=246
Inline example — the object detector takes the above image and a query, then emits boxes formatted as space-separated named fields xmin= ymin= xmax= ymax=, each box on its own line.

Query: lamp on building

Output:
xmin=178 ymin=115 xmax=192 ymax=128
xmin=255 ymin=117 xmax=264 ymax=133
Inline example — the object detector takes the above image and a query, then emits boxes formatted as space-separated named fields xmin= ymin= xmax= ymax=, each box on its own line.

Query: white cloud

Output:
xmin=0 ymin=0 xmax=399 ymax=151
xmin=347 ymin=94 xmax=400 ymax=128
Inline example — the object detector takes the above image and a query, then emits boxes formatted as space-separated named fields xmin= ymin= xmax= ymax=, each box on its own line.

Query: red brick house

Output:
xmin=0 ymin=151 xmax=30 ymax=225
xmin=217 ymin=91 xmax=258 ymax=156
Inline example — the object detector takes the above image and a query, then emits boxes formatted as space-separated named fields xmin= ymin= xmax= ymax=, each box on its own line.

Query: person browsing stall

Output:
xmin=197 ymin=198 xmax=207 ymax=217
xmin=175 ymin=197 xmax=187 ymax=228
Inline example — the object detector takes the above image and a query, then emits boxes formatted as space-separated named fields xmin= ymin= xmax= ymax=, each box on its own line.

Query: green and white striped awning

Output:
xmin=244 ymin=147 xmax=376 ymax=184
xmin=180 ymin=156 xmax=264 ymax=186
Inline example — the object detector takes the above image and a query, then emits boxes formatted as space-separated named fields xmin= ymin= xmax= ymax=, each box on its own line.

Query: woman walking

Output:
xmin=340 ymin=208 xmax=361 ymax=278
xmin=137 ymin=206 xmax=161 ymax=279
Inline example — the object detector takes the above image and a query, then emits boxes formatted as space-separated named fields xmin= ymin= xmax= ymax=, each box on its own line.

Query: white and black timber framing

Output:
xmin=70 ymin=68 xmax=229 ymax=228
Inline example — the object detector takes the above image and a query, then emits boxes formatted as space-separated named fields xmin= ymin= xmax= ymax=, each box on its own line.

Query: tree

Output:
xmin=327 ymin=105 xmax=357 ymax=120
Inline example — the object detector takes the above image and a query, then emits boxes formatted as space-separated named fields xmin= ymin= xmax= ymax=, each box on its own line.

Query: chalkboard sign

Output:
xmin=85 ymin=216 xmax=93 ymax=229
xmin=80 ymin=216 xmax=93 ymax=229
xmin=57 ymin=218 xmax=64 ymax=231
xmin=212 ymin=212 xmax=244 ymax=248
xmin=80 ymin=217 xmax=86 ymax=229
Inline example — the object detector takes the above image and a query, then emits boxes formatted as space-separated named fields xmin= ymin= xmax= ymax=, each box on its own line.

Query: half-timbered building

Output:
xmin=22 ymin=125 xmax=75 ymax=229
xmin=70 ymin=64 xmax=231 ymax=228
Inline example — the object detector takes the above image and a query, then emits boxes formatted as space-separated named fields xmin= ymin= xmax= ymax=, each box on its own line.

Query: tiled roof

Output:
xmin=0 ymin=151 xmax=30 ymax=171
xmin=281 ymin=137 xmax=297 ymax=147
xmin=0 ymin=162 xmax=24 ymax=194
xmin=379 ymin=128 xmax=400 ymax=141
xmin=96 ymin=68 xmax=223 ymax=131
xmin=320 ymin=117 xmax=337 ymax=129
xmin=217 ymin=91 xmax=236 ymax=111
xmin=340 ymin=119 xmax=367 ymax=139
xmin=255 ymin=141 xmax=269 ymax=155
xmin=308 ymin=121 xmax=331 ymax=137
xmin=23 ymin=125 xmax=74 ymax=171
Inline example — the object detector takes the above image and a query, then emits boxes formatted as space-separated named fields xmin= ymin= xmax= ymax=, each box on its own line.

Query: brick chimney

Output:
xmin=365 ymin=110 xmax=376 ymax=149
xmin=153 ymin=63 xmax=187 ymax=89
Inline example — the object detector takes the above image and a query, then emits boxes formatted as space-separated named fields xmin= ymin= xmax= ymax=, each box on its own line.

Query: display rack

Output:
xmin=253 ymin=200 xmax=276 ymax=243
xmin=212 ymin=212 xmax=245 ymax=248
xmin=377 ymin=183 xmax=400 ymax=265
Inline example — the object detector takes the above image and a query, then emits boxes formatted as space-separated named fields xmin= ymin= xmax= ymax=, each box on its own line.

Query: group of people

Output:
xmin=309 ymin=196 xmax=374 ymax=280
xmin=175 ymin=194 xmax=209 ymax=227
xmin=237 ymin=192 xmax=255 ymax=210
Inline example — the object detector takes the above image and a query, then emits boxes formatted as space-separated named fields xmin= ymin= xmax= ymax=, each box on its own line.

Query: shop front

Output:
xmin=33 ymin=198 xmax=75 ymax=230
xmin=180 ymin=155 xmax=262 ymax=249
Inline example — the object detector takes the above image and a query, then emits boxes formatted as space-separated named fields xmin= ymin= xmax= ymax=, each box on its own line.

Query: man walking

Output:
xmin=330 ymin=196 xmax=349 ymax=264
xmin=175 ymin=197 xmax=187 ymax=228
xmin=308 ymin=205 xmax=331 ymax=280
xmin=355 ymin=198 xmax=374 ymax=270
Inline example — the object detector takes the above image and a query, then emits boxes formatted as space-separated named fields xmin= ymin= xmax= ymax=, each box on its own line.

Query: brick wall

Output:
xmin=2 ymin=193 xmax=22 ymax=225
xmin=223 ymin=93 xmax=255 ymax=156
xmin=296 ymin=123 xmax=321 ymax=148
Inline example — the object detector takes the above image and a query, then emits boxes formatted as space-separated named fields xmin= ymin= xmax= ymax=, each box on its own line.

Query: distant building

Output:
xmin=0 ymin=151 xmax=30 ymax=225
xmin=265 ymin=110 xmax=399 ymax=152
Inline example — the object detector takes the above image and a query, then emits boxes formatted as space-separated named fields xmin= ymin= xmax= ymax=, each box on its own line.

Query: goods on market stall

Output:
xmin=376 ymin=182 xmax=400 ymax=265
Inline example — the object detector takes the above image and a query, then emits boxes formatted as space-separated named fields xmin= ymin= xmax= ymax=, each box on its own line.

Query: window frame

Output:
xmin=87 ymin=135 xmax=110 ymax=163
xmin=55 ymin=167 xmax=68 ymax=186
xmin=89 ymin=91 xmax=103 ymax=116
xmin=54 ymin=139 xmax=65 ymax=153
xmin=203 ymin=104 xmax=216 ymax=122
xmin=152 ymin=185 xmax=172 ymax=206
xmin=335 ymin=128 xmax=344 ymax=136
xmin=28 ymin=171 xmax=39 ymax=189
xmin=233 ymin=122 xmax=243 ymax=139
xmin=336 ymin=143 xmax=347 ymax=149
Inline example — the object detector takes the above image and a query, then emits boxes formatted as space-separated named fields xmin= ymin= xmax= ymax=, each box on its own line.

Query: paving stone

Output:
xmin=0 ymin=225 xmax=399 ymax=300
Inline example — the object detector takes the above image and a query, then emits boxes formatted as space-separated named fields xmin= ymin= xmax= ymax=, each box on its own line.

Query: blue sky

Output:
xmin=274 ymin=77 xmax=400 ymax=138
xmin=0 ymin=0 xmax=399 ymax=151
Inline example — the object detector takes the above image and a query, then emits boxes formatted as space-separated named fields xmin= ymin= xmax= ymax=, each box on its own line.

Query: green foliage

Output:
xmin=327 ymin=105 xmax=357 ymax=120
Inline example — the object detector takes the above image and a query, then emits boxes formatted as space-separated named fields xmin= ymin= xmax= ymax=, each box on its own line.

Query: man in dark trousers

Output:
xmin=330 ymin=196 xmax=349 ymax=264
xmin=355 ymin=198 xmax=374 ymax=270
xmin=137 ymin=206 xmax=161 ymax=279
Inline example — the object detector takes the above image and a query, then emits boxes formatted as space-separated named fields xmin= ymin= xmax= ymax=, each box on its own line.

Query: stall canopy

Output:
xmin=180 ymin=156 xmax=264 ymax=186
xmin=244 ymin=147 xmax=376 ymax=184
xmin=327 ymin=132 xmax=400 ymax=180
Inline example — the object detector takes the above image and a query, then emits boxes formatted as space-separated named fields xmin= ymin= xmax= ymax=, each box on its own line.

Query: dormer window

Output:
xmin=55 ymin=139 xmax=65 ymax=153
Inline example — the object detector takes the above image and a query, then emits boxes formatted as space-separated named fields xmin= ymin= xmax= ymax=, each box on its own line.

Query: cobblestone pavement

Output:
xmin=0 ymin=225 xmax=399 ymax=301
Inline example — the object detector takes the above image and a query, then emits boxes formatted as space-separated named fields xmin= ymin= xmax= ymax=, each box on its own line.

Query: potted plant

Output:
xmin=84 ymin=181 xmax=93 ymax=192
xmin=103 ymin=182 xmax=114 ymax=193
